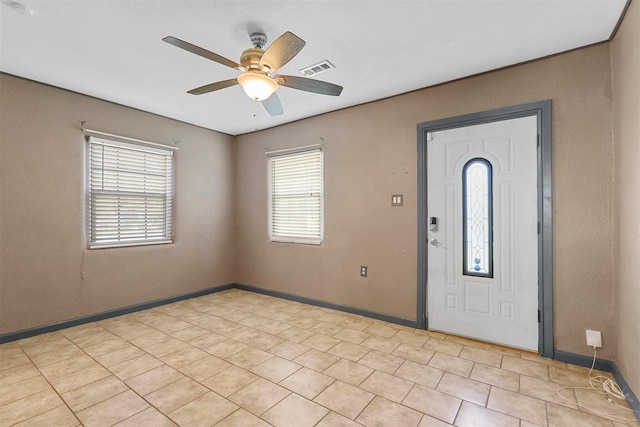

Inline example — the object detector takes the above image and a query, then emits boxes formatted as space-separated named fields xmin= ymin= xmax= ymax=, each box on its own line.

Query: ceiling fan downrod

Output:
xmin=249 ymin=32 xmax=267 ymax=49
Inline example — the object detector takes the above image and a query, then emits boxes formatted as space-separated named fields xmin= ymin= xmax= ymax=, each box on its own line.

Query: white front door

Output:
xmin=427 ymin=115 xmax=539 ymax=351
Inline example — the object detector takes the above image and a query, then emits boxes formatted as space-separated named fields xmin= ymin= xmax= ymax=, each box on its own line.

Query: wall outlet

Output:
xmin=586 ymin=329 xmax=602 ymax=348
xmin=360 ymin=266 xmax=367 ymax=277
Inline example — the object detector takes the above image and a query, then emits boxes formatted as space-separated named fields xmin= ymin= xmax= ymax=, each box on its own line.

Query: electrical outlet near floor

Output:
xmin=360 ymin=266 xmax=367 ymax=277
xmin=586 ymin=329 xmax=602 ymax=348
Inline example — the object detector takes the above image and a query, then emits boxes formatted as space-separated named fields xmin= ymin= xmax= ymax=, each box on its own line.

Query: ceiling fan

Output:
xmin=163 ymin=31 xmax=343 ymax=116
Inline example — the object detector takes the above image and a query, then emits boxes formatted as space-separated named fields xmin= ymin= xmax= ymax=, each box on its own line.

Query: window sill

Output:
xmin=270 ymin=237 xmax=322 ymax=246
xmin=88 ymin=240 xmax=173 ymax=250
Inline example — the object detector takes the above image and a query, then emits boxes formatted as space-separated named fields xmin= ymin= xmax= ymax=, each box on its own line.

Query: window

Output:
xmin=268 ymin=147 xmax=323 ymax=244
xmin=462 ymin=158 xmax=493 ymax=277
xmin=87 ymin=135 xmax=174 ymax=248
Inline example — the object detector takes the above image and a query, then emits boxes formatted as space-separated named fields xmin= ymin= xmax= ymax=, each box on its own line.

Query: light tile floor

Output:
xmin=1 ymin=289 xmax=638 ymax=426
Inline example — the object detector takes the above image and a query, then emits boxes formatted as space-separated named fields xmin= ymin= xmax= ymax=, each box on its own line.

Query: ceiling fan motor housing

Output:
xmin=240 ymin=47 xmax=264 ymax=71
xmin=240 ymin=48 xmax=270 ymax=73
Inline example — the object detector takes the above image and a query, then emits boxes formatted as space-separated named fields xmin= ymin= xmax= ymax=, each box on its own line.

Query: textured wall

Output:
xmin=235 ymin=102 xmax=419 ymax=320
xmin=612 ymin=0 xmax=640 ymax=399
xmin=0 ymin=41 xmax=621 ymax=362
xmin=235 ymin=43 xmax=615 ymax=359
xmin=0 ymin=74 xmax=236 ymax=334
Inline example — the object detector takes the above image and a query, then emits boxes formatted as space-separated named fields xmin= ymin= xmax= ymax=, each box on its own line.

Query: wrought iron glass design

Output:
xmin=462 ymin=158 xmax=493 ymax=277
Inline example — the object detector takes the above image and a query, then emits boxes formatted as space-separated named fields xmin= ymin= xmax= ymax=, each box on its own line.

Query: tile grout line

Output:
xmin=14 ymin=337 xmax=83 ymax=426
xmin=4 ymin=289 xmax=634 ymax=426
xmin=46 ymin=310 xmax=217 ymax=424
xmin=52 ymin=325 xmax=159 ymax=424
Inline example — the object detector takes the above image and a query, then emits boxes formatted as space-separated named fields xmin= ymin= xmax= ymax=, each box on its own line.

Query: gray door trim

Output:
xmin=416 ymin=100 xmax=553 ymax=357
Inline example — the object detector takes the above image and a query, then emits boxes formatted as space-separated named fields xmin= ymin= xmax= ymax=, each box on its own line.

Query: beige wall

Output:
xmin=0 ymin=33 xmax=625 ymax=367
xmin=235 ymin=43 xmax=616 ymax=359
xmin=0 ymin=74 xmax=236 ymax=334
xmin=612 ymin=0 xmax=640 ymax=399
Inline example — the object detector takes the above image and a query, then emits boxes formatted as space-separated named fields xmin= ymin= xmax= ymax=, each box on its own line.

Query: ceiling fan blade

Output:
xmin=262 ymin=93 xmax=283 ymax=116
xmin=163 ymin=36 xmax=243 ymax=70
xmin=275 ymin=75 xmax=343 ymax=96
xmin=260 ymin=32 xmax=306 ymax=72
xmin=187 ymin=78 xmax=238 ymax=95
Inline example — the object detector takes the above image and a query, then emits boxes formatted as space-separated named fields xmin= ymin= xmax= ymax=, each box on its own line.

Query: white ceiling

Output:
xmin=1 ymin=1 xmax=627 ymax=136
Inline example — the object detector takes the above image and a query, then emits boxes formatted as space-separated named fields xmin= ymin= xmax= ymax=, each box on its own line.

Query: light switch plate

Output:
xmin=391 ymin=194 xmax=403 ymax=206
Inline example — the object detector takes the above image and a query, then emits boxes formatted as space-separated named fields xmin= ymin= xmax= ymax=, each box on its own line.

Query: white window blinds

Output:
xmin=87 ymin=136 xmax=174 ymax=248
xmin=269 ymin=148 xmax=323 ymax=244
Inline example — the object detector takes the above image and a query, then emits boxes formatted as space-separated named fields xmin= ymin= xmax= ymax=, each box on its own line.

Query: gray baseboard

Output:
xmin=234 ymin=283 xmax=418 ymax=328
xmin=0 ymin=283 xmax=235 ymax=344
xmin=554 ymin=350 xmax=639 ymax=421
xmin=2 ymin=282 xmax=637 ymax=423
xmin=0 ymin=282 xmax=417 ymax=343
xmin=553 ymin=349 xmax=614 ymax=371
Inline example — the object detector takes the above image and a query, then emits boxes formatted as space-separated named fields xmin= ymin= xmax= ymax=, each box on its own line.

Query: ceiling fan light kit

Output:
xmin=163 ymin=30 xmax=343 ymax=116
xmin=237 ymin=72 xmax=278 ymax=101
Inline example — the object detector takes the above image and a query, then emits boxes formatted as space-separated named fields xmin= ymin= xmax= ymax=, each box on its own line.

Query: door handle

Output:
xmin=429 ymin=238 xmax=439 ymax=246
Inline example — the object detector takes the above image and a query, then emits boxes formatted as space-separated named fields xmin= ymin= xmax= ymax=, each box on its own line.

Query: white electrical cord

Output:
xmin=556 ymin=348 xmax=640 ymax=424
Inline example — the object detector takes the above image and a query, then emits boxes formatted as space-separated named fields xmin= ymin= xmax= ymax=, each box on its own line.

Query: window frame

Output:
xmin=267 ymin=146 xmax=324 ymax=245
xmin=462 ymin=157 xmax=494 ymax=278
xmin=85 ymin=134 xmax=176 ymax=249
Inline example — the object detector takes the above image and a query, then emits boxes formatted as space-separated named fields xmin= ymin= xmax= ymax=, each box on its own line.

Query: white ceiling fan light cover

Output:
xmin=237 ymin=72 xmax=279 ymax=101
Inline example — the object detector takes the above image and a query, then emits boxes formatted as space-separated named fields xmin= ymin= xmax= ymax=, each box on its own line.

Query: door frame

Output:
xmin=417 ymin=100 xmax=553 ymax=357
